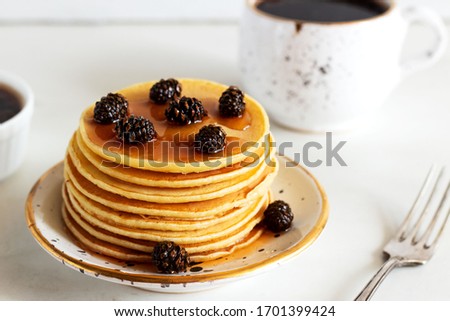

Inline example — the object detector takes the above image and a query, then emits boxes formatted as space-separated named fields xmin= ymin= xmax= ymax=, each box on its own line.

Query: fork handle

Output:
xmin=354 ymin=256 xmax=401 ymax=301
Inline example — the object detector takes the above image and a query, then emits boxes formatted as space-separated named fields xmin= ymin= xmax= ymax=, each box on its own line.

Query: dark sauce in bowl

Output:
xmin=0 ymin=85 xmax=22 ymax=124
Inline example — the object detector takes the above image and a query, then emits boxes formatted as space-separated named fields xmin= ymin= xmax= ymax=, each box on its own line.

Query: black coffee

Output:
xmin=256 ymin=0 xmax=388 ymax=23
xmin=0 ymin=85 xmax=22 ymax=123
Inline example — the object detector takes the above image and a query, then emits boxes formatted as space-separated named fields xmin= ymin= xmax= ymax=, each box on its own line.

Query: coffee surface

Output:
xmin=256 ymin=0 xmax=388 ymax=23
xmin=0 ymin=85 xmax=22 ymax=123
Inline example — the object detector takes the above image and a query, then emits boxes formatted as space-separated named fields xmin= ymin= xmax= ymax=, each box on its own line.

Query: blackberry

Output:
xmin=165 ymin=96 xmax=207 ymax=125
xmin=93 ymin=93 xmax=128 ymax=124
xmin=152 ymin=241 xmax=190 ymax=274
xmin=263 ymin=200 xmax=294 ymax=232
xmin=114 ymin=115 xmax=157 ymax=143
xmin=218 ymin=86 xmax=246 ymax=117
xmin=194 ymin=125 xmax=226 ymax=154
xmin=149 ymin=78 xmax=182 ymax=104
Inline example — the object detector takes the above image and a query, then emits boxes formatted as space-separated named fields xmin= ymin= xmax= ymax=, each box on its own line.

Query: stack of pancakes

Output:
xmin=62 ymin=79 xmax=278 ymax=263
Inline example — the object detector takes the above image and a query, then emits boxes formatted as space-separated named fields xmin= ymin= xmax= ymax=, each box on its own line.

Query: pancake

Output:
xmin=75 ymin=130 xmax=272 ymax=188
xmin=68 ymin=133 xmax=274 ymax=203
xmin=65 ymin=177 xmax=266 ymax=231
xmin=64 ymin=183 xmax=268 ymax=242
xmin=62 ymin=78 xmax=278 ymax=265
xmin=62 ymin=203 xmax=265 ymax=262
xmin=64 ymin=156 xmax=278 ymax=218
xmin=79 ymin=79 xmax=270 ymax=174
xmin=64 ymin=185 xmax=267 ymax=246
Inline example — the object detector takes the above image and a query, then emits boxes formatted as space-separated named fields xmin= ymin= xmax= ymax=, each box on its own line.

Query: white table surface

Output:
xmin=0 ymin=22 xmax=449 ymax=301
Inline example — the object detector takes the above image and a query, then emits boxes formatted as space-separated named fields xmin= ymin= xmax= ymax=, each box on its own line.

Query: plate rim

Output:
xmin=25 ymin=155 xmax=329 ymax=285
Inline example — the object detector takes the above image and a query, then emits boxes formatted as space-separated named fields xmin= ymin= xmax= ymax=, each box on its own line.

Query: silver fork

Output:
xmin=355 ymin=166 xmax=450 ymax=301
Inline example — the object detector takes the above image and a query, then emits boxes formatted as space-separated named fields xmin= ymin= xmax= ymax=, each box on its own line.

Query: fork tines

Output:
xmin=397 ymin=166 xmax=450 ymax=250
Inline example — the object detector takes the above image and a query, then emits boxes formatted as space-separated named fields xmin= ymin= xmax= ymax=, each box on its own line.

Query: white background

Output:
xmin=0 ymin=0 xmax=449 ymax=23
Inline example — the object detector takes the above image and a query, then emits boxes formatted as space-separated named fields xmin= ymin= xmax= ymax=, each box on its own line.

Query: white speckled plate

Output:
xmin=25 ymin=155 xmax=328 ymax=293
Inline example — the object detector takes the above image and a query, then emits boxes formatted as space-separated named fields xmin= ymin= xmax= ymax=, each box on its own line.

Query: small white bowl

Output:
xmin=0 ymin=70 xmax=34 ymax=181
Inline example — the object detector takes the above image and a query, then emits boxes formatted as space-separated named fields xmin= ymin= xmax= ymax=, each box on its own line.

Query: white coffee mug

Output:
xmin=239 ymin=0 xmax=448 ymax=131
